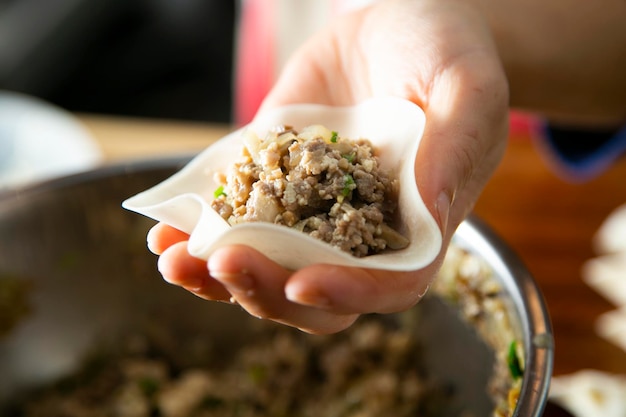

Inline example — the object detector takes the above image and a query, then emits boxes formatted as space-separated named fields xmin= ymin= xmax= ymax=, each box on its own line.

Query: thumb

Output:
xmin=415 ymin=52 xmax=509 ymax=241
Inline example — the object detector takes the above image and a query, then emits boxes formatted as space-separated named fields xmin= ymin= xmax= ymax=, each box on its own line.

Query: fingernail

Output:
xmin=146 ymin=227 xmax=159 ymax=254
xmin=436 ymin=191 xmax=452 ymax=236
xmin=417 ymin=282 xmax=431 ymax=299
xmin=211 ymin=269 xmax=254 ymax=294
xmin=286 ymin=287 xmax=331 ymax=308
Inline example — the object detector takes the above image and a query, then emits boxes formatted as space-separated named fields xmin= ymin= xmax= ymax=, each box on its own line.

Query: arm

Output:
xmin=474 ymin=0 xmax=626 ymax=126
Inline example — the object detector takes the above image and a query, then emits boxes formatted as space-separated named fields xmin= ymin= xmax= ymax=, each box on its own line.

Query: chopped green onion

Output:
xmin=248 ymin=363 xmax=267 ymax=384
xmin=138 ymin=377 xmax=159 ymax=397
xmin=342 ymin=153 xmax=355 ymax=163
xmin=330 ymin=131 xmax=338 ymax=143
xmin=507 ymin=340 xmax=523 ymax=379
xmin=342 ymin=174 xmax=355 ymax=197
xmin=213 ymin=185 xmax=227 ymax=198
xmin=199 ymin=395 xmax=225 ymax=410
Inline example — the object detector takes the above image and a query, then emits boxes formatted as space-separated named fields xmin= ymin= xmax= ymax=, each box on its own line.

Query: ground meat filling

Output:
xmin=211 ymin=125 xmax=409 ymax=257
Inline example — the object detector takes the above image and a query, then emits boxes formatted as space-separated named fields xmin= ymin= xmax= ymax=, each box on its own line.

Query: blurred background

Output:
xmin=0 ymin=0 xmax=236 ymax=123
xmin=0 ymin=0 xmax=361 ymax=187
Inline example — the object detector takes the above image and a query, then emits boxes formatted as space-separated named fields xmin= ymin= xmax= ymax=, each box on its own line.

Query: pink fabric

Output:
xmin=234 ymin=0 xmax=276 ymax=126
xmin=234 ymin=0 xmax=359 ymax=126
xmin=509 ymin=111 xmax=542 ymax=140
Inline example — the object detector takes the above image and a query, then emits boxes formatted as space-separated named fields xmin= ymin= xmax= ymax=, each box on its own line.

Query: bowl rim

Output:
xmin=0 ymin=155 xmax=194 ymax=200
xmin=454 ymin=216 xmax=554 ymax=417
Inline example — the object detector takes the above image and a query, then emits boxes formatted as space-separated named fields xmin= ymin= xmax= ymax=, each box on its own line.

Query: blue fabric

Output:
xmin=540 ymin=122 xmax=626 ymax=180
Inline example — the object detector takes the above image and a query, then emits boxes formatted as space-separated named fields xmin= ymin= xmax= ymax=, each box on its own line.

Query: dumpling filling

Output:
xmin=211 ymin=125 xmax=409 ymax=257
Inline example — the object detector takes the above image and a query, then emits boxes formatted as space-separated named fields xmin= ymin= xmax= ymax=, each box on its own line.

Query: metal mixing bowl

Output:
xmin=0 ymin=157 xmax=553 ymax=416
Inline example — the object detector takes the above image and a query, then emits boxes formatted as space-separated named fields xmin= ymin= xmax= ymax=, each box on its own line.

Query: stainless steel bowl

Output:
xmin=0 ymin=157 xmax=553 ymax=416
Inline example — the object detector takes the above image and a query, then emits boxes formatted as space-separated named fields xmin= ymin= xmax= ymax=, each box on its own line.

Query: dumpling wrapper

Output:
xmin=595 ymin=307 xmax=626 ymax=353
xmin=593 ymin=203 xmax=626 ymax=254
xmin=582 ymin=253 xmax=626 ymax=307
xmin=122 ymin=97 xmax=442 ymax=271
xmin=550 ymin=369 xmax=626 ymax=417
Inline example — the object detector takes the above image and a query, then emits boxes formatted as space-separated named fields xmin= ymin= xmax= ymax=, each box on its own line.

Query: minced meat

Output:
xmin=211 ymin=125 xmax=409 ymax=257
xmin=15 ymin=320 xmax=451 ymax=417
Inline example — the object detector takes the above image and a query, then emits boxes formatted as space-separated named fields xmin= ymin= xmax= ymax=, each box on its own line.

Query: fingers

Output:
xmin=208 ymin=245 xmax=437 ymax=326
xmin=157 ymin=240 xmax=434 ymax=333
xmin=208 ymin=245 xmax=359 ymax=334
xmin=158 ymin=241 xmax=231 ymax=302
xmin=157 ymin=240 xmax=426 ymax=333
xmin=148 ymin=223 xmax=366 ymax=332
xmin=148 ymin=222 xmax=231 ymax=300
xmin=285 ymin=262 xmax=438 ymax=315
xmin=147 ymin=222 xmax=189 ymax=255
xmin=149 ymin=222 xmax=230 ymax=301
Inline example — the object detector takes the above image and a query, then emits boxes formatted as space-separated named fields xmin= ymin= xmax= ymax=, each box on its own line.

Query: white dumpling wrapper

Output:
xmin=550 ymin=370 xmax=626 ymax=417
xmin=582 ymin=253 xmax=626 ymax=307
xmin=593 ymin=203 xmax=626 ymax=254
xmin=122 ymin=97 xmax=442 ymax=271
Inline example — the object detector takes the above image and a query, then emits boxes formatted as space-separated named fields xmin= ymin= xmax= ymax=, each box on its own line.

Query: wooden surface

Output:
xmin=82 ymin=114 xmax=626 ymax=379
xmin=80 ymin=114 xmax=232 ymax=161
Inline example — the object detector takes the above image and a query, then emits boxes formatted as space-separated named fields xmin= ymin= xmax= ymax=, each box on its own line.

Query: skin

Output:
xmin=148 ymin=0 xmax=625 ymax=334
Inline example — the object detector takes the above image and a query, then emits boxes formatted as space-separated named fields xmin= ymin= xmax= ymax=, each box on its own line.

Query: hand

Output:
xmin=150 ymin=0 xmax=509 ymax=334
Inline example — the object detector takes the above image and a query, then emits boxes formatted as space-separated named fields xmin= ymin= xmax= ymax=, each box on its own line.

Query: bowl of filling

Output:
xmin=0 ymin=152 xmax=552 ymax=416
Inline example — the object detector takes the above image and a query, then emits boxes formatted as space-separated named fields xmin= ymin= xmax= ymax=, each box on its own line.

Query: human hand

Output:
xmin=150 ymin=0 xmax=509 ymax=334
